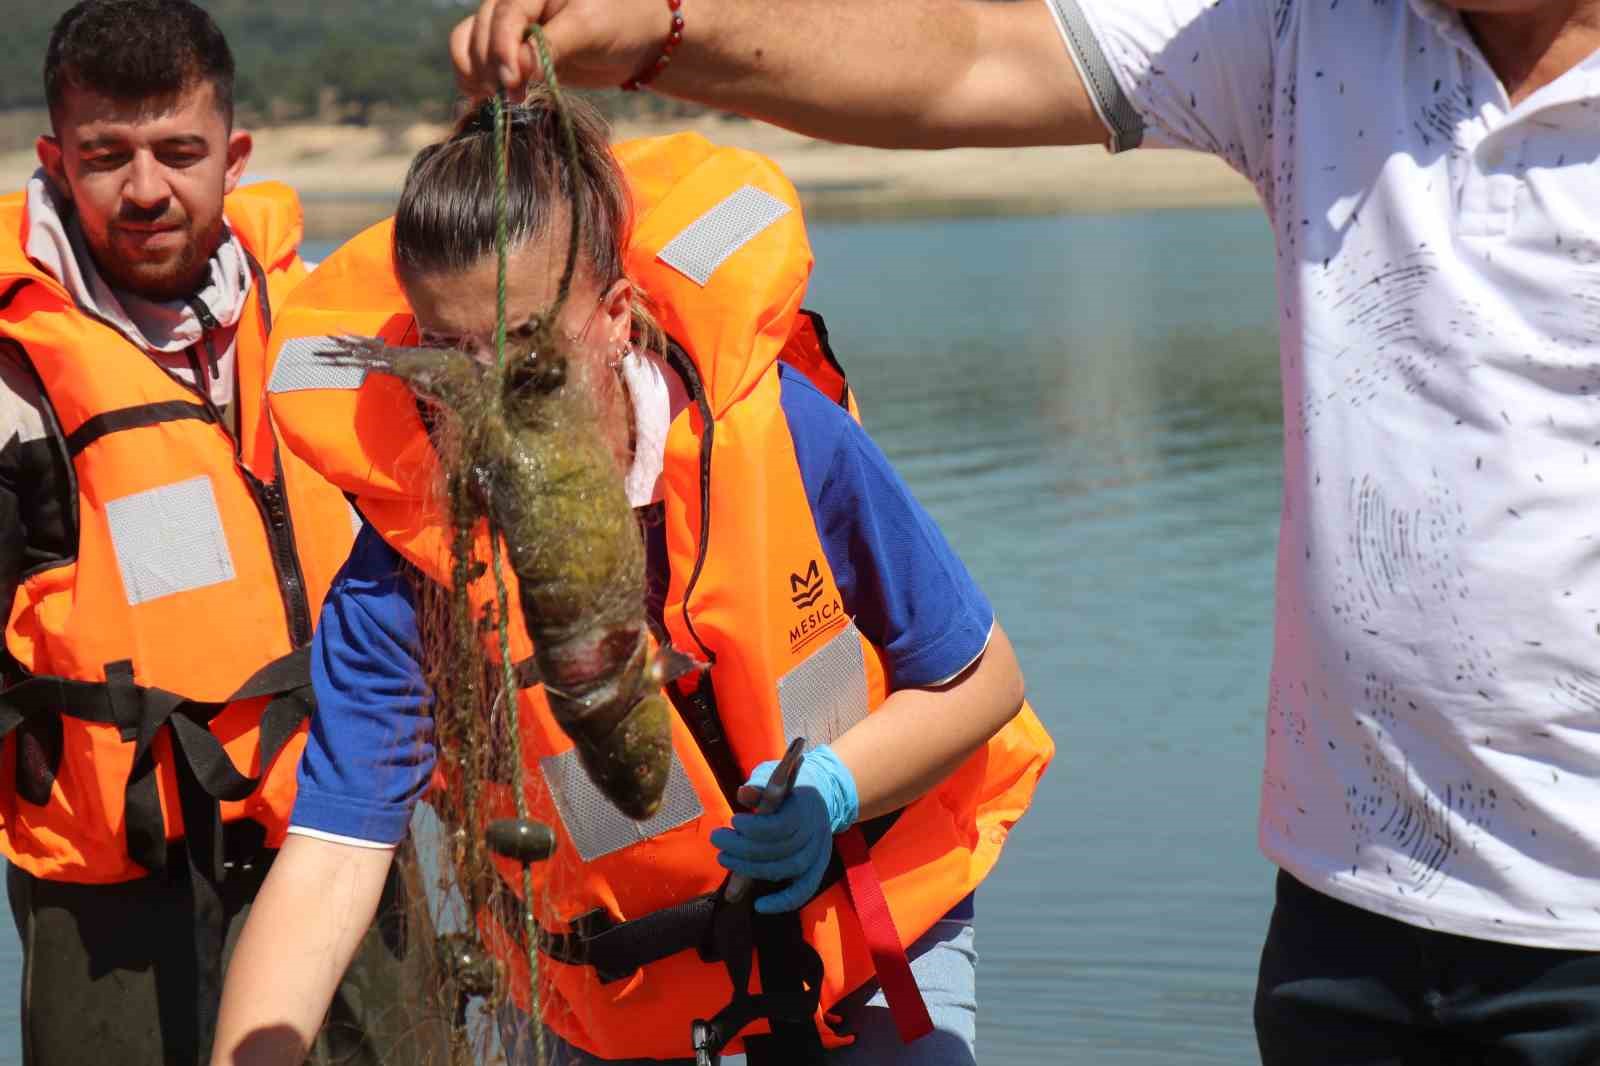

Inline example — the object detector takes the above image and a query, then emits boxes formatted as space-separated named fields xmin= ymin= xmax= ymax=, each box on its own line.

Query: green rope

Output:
xmin=488 ymin=523 xmax=543 ymax=1064
xmin=486 ymin=85 xmax=545 ymax=1066
xmin=526 ymin=24 xmax=584 ymax=311
xmin=480 ymin=25 xmax=584 ymax=1064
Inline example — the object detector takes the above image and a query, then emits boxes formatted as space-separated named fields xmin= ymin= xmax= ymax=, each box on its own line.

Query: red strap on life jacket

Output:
xmin=835 ymin=825 xmax=934 ymax=1044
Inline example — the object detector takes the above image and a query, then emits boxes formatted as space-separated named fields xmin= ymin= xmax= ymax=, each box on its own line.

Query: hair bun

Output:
xmin=455 ymin=97 xmax=543 ymax=139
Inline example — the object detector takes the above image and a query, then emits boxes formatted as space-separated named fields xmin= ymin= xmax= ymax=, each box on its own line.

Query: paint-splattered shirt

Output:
xmin=1051 ymin=0 xmax=1600 ymax=947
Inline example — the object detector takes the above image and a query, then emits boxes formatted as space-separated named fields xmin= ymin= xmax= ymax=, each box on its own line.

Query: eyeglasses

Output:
xmin=418 ymin=287 xmax=616 ymax=360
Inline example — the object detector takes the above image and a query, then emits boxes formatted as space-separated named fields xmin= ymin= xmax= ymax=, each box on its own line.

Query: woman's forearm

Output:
xmin=830 ymin=621 xmax=1027 ymax=821
xmin=210 ymin=835 xmax=397 ymax=1066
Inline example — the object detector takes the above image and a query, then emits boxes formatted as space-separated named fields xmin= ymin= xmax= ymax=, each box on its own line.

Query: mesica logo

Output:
xmin=788 ymin=559 xmax=845 ymax=654
xmin=789 ymin=560 xmax=825 ymax=609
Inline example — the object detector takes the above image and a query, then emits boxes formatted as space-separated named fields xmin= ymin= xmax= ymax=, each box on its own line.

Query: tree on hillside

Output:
xmin=1 ymin=0 xmax=706 ymax=125
xmin=5 ymin=0 xmax=466 ymax=121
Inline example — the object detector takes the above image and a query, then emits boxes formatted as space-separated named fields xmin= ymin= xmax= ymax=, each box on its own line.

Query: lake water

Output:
xmin=0 ymin=206 xmax=1284 ymax=1064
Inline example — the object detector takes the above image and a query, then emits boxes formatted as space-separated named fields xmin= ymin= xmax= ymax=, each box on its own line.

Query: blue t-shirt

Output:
xmin=291 ymin=365 xmax=994 ymax=849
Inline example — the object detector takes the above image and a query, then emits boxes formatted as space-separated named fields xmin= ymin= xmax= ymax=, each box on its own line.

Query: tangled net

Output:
xmin=329 ymin=30 xmax=686 ymax=1063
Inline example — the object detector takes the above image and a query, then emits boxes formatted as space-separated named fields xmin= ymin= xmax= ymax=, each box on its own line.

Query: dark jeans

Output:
xmin=7 ymin=832 xmax=452 ymax=1066
xmin=1256 ymin=869 xmax=1600 ymax=1066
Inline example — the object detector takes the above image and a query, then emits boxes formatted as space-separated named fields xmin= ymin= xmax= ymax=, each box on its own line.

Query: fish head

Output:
xmin=501 ymin=315 xmax=571 ymax=413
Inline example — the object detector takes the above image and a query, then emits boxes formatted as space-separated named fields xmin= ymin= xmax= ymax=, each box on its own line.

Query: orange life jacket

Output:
xmin=0 ymin=181 xmax=358 ymax=884
xmin=266 ymin=134 xmax=1053 ymax=1059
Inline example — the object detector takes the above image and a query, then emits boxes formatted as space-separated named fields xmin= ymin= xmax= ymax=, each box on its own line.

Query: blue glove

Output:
xmin=709 ymin=744 xmax=860 ymax=914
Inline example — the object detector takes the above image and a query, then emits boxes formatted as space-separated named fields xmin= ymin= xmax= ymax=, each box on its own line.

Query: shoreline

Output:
xmin=0 ymin=116 xmax=1260 ymax=239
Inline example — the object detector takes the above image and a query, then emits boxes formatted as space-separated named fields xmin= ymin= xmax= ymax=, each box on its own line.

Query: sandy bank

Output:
xmin=0 ymin=116 xmax=1259 ymax=240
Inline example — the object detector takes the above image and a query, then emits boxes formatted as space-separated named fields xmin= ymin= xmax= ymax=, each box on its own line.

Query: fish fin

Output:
xmin=651 ymin=642 xmax=709 ymax=687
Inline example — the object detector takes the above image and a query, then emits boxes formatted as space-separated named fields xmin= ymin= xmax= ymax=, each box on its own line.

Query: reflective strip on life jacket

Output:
xmin=104 ymin=476 xmax=238 ymax=605
xmin=539 ymin=746 xmax=705 ymax=864
xmin=656 ymin=185 xmax=793 ymax=286
xmin=536 ymin=618 xmax=872 ymax=865
xmin=776 ymin=619 xmax=870 ymax=750
xmin=267 ymin=335 xmax=372 ymax=394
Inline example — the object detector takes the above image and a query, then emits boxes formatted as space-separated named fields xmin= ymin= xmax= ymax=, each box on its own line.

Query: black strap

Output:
xmin=497 ymin=808 xmax=905 ymax=987
xmin=109 ymin=658 xmax=180 ymax=872
xmin=241 ymin=247 xmax=272 ymax=336
xmin=0 ymin=645 xmax=312 ymax=730
xmin=693 ymin=884 xmax=759 ymax=1062
xmin=744 ymin=911 xmax=827 ymax=1065
xmin=508 ymin=815 xmax=907 ymax=1061
xmin=0 ymin=279 xmax=27 ymax=313
xmin=64 ymin=400 xmax=218 ymax=456
xmin=12 ymin=710 xmax=61 ymax=807
xmin=692 ymin=888 xmax=825 ymax=1066
xmin=537 ymin=895 xmax=719 ymax=985
xmin=795 ymin=310 xmax=850 ymax=409
xmin=669 ymin=673 xmax=746 ymax=806
xmin=661 ymin=340 xmax=718 ymax=669
xmin=0 ymin=648 xmax=313 ymax=879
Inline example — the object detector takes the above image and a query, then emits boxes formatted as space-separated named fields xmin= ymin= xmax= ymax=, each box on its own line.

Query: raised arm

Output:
xmin=451 ymin=0 xmax=1109 ymax=149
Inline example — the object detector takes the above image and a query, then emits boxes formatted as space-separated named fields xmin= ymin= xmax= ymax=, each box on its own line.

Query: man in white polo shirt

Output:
xmin=451 ymin=1 xmax=1600 ymax=1062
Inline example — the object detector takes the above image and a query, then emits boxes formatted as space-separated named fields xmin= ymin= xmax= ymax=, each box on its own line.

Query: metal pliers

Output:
xmin=692 ymin=737 xmax=809 ymax=1065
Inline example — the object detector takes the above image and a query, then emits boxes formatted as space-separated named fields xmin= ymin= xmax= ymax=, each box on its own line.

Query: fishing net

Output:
xmin=332 ymin=30 xmax=678 ymax=1064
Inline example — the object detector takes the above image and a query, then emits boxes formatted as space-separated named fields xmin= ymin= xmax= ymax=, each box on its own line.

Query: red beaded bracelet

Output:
xmin=622 ymin=0 xmax=684 ymax=91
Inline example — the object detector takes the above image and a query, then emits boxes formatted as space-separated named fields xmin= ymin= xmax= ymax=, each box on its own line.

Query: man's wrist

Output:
xmin=621 ymin=0 xmax=685 ymax=90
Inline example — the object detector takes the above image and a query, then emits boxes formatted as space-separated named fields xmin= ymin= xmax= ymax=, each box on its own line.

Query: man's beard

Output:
xmin=94 ymin=212 xmax=224 ymax=302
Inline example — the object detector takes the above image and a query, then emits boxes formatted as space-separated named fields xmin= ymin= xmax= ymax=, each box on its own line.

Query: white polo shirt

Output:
xmin=1050 ymin=0 xmax=1600 ymax=948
